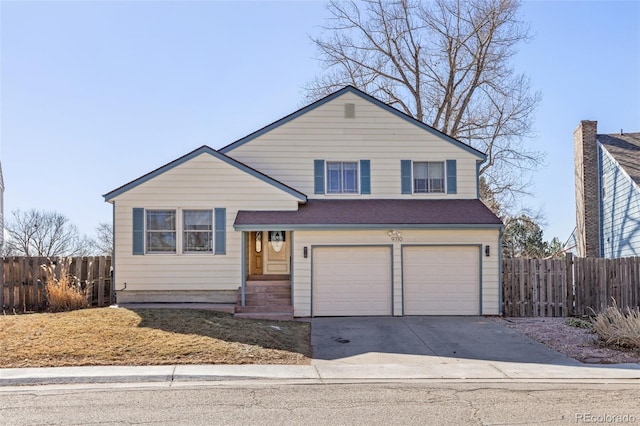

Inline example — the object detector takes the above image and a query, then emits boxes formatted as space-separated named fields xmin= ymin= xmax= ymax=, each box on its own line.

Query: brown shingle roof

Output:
xmin=234 ymin=199 xmax=502 ymax=228
xmin=599 ymin=133 xmax=640 ymax=185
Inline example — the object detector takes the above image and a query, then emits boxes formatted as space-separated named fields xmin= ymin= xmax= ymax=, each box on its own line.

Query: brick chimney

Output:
xmin=574 ymin=120 xmax=601 ymax=257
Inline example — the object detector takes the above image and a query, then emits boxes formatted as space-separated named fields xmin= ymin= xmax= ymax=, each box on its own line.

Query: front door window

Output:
xmin=255 ymin=231 xmax=262 ymax=253
xmin=269 ymin=231 xmax=285 ymax=253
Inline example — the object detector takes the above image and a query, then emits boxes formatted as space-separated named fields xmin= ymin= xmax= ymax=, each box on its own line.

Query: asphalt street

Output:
xmin=1 ymin=382 xmax=639 ymax=425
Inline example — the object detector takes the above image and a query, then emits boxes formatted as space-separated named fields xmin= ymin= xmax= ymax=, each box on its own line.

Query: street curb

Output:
xmin=1 ymin=362 xmax=640 ymax=387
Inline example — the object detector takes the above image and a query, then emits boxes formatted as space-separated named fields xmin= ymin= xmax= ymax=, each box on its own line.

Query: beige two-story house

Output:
xmin=104 ymin=86 xmax=503 ymax=317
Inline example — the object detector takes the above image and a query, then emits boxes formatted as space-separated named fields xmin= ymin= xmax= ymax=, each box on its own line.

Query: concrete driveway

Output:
xmin=311 ymin=316 xmax=580 ymax=366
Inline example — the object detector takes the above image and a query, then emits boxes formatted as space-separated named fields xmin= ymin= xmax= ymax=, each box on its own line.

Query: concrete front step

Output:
xmin=244 ymin=287 xmax=291 ymax=295
xmin=240 ymin=298 xmax=292 ymax=307
xmin=245 ymin=280 xmax=291 ymax=288
xmin=236 ymin=280 xmax=293 ymax=318
xmin=245 ymin=281 xmax=290 ymax=292
xmin=240 ymin=292 xmax=291 ymax=300
xmin=233 ymin=312 xmax=294 ymax=321
xmin=247 ymin=274 xmax=290 ymax=281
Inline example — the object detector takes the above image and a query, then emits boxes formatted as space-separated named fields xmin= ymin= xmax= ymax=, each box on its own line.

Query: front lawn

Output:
xmin=0 ymin=308 xmax=311 ymax=368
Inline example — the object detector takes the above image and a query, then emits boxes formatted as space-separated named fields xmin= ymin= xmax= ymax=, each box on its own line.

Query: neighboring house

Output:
xmin=574 ymin=120 xmax=640 ymax=258
xmin=104 ymin=86 xmax=503 ymax=317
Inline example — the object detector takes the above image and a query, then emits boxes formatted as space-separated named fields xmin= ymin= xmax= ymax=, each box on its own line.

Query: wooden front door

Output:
xmin=250 ymin=231 xmax=263 ymax=275
xmin=264 ymin=231 xmax=289 ymax=274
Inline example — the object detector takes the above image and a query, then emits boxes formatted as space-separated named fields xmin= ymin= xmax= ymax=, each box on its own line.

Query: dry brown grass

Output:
xmin=592 ymin=302 xmax=640 ymax=349
xmin=41 ymin=258 xmax=89 ymax=312
xmin=0 ymin=308 xmax=311 ymax=367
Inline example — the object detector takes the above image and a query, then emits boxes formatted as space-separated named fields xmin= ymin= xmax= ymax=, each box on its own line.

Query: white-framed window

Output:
xmin=413 ymin=161 xmax=445 ymax=193
xmin=135 ymin=207 xmax=224 ymax=256
xmin=327 ymin=161 xmax=359 ymax=194
xmin=183 ymin=210 xmax=213 ymax=253
xmin=146 ymin=210 xmax=177 ymax=253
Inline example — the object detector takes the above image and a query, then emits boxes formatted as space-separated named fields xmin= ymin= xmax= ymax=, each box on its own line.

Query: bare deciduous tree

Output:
xmin=5 ymin=209 xmax=92 ymax=257
xmin=307 ymin=0 xmax=543 ymax=207
xmin=91 ymin=222 xmax=113 ymax=256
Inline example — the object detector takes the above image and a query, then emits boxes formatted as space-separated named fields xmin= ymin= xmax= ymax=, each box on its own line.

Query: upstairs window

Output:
xmin=146 ymin=210 xmax=176 ymax=253
xmin=183 ymin=210 xmax=213 ymax=253
xmin=327 ymin=161 xmax=359 ymax=194
xmin=413 ymin=162 xmax=445 ymax=193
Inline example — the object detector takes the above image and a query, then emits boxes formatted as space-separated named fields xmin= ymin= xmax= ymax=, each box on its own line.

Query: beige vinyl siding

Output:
xmin=111 ymin=153 xmax=300 ymax=293
xmin=226 ymin=92 xmax=479 ymax=199
xmin=293 ymin=228 xmax=500 ymax=317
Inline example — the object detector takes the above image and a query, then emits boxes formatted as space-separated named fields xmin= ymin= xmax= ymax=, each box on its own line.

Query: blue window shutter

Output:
xmin=446 ymin=159 xmax=457 ymax=194
xmin=215 ymin=208 xmax=226 ymax=255
xmin=401 ymin=160 xmax=412 ymax=194
xmin=132 ymin=208 xmax=144 ymax=255
xmin=314 ymin=160 xmax=325 ymax=194
xmin=360 ymin=160 xmax=371 ymax=194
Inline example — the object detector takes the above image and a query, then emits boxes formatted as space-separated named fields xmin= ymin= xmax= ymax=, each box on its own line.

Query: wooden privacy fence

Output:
xmin=503 ymin=254 xmax=640 ymax=317
xmin=502 ymin=255 xmax=573 ymax=317
xmin=572 ymin=256 xmax=640 ymax=316
xmin=1 ymin=256 xmax=113 ymax=313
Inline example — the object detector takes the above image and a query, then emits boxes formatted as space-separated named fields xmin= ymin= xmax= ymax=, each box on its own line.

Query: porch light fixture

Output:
xmin=387 ymin=230 xmax=402 ymax=238
xmin=485 ymin=245 xmax=490 ymax=257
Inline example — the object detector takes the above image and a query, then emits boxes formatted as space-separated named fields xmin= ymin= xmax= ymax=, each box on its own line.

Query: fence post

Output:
xmin=565 ymin=253 xmax=574 ymax=316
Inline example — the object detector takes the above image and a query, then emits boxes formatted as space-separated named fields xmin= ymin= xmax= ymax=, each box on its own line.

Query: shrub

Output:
xmin=591 ymin=301 xmax=640 ymax=349
xmin=41 ymin=258 xmax=90 ymax=312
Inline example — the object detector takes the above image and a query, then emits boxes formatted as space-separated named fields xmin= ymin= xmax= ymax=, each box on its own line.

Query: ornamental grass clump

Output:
xmin=42 ymin=258 xmax=90 ymax=312
xmin=591 ymin=300 xmax=640 ymax=349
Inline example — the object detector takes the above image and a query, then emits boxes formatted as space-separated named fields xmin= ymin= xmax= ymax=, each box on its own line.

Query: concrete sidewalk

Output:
xmin=1 ymin=359 xmax=639 ymax=387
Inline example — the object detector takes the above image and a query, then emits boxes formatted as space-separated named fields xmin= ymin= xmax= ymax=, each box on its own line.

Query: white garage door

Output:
xmin=312 ymin=246 xmax=392 ymax=316
xmin=403 ymin=246 xmax=479 ymax=315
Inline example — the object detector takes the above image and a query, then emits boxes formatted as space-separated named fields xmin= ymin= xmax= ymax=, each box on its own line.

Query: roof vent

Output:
xmin=344 ymin=103 xmax=355 ymax=119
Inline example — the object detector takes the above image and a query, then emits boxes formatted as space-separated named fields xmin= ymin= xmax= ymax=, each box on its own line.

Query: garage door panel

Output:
xmin=313 ymin=246 xmax=391 ymax=316
xmin=403 ymin=246 xmax=479 ymax=315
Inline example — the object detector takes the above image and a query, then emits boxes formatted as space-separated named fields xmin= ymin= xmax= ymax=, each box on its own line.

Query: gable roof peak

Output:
xmin=219 ymin=85 xmax=485 ymax=159
xmin=103 ymin=145 xmax=307 ymax=202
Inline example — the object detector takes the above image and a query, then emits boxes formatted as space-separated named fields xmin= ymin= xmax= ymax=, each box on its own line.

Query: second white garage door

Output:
xmin=312 ymin=246 xmax=392 ymax=316
xmin=403 ymin=246 xmax=480 ymax=315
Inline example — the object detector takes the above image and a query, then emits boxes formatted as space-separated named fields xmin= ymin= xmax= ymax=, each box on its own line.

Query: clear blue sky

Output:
xmin=2 ymin=1 xmax=639 ymax=243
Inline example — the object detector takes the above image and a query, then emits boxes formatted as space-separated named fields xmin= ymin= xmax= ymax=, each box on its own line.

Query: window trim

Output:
xmin=182 ymin=209 xmax=214 ymax=254
xmin=145 ymin=209 xmax=177 ymax=254
xmin=411 ymin=161 xmax=446 ymax=194
xmin=143 ymin=208 xmax=219 ymax=255
xmin=325 ymin=161 xmax=360 ymax=195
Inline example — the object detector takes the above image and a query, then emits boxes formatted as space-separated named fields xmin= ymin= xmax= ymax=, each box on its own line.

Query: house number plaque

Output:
xmin=387 ymin=230 xmax=403 ymax=242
